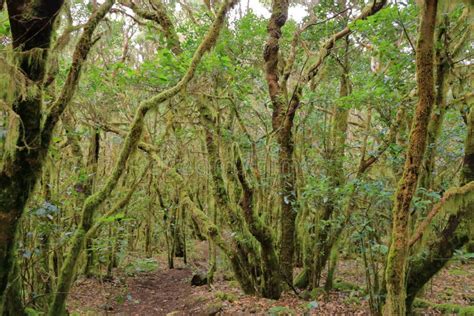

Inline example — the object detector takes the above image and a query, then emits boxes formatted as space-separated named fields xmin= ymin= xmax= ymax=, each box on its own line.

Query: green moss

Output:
xmin=215 ymin=291 xmax=237 ymax=302
xmin=412 ymin=298 xmax=430 ymax=308
xmin=333 ymin=281 xmax=361 ymax=292
xmin=228 ymin=280 xmax=240 ymax=288
xmin=344 ymin=296 xmax=361 ymax=305
xmin=115 ymin=294 xmax=126 ymax=304
xmin=413 ymin=298 xmax=474 ymax=314
xmin=459 ymin=306 xmax=474 ymax=316
xmin=124 ymin=258 xmax=158 ymax=276
xmin=448 ymin=269 xmax=469 ymax=276
xmin=293 ymin=268 xmax=309 ymax=289
xmin=204 ymin=301 xmax=223 ymax=315
xmin=268 ymin=306 xmax=295 ymax=315
xmin=299 ymin=290 xmax=311 ymax=300
xmin=191 ymin=295 xmax=207 ymax=304
xmin=443 ymin=288 xmax=455 ymax=297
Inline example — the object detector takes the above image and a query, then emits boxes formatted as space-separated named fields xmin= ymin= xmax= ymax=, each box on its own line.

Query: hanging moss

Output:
xmin=462 ymin=109 xmax=474 ymax=184
xmin=0 ymin=0 xmax=64 ymax=309
xmin=49 ymin=0 xmax=239 ymax=309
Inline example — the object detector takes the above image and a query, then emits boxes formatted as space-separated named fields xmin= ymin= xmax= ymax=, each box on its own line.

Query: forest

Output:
xmin=0 ymin=0 xmax=472 ymax=315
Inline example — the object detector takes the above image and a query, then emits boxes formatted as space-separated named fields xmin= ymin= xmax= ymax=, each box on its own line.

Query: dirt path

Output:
xmin=68 ymin=264 xmax=213 ymax=315
xmin=68 ymin=255 xmax=473 ymax=315
xmin=111 ymin=268 xmax=194 ymax=315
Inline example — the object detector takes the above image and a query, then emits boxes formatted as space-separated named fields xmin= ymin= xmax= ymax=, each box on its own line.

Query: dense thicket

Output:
xmin=0 ymin=0 xmax=472 ymax=314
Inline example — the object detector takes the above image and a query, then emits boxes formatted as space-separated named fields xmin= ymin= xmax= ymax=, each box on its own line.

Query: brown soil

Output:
xmin=68 ymin=242 xmax=473 ymax=315
xmin=68 ymin=262 xmax=213 ymax=315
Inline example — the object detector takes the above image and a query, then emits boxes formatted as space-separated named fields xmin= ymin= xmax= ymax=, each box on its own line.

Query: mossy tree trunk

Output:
xmin=264 ymin=0 xmax=390 ymax=290
xmin=462 ymin=109 xmax=474 ymax=184
xmin=120 ymin=0 xmax=182 ymax=55
xmin=2 ymin=259 xmax=25 ymax=316
xmin=311 ymin=38 xmax=351 ymax=288
xmin=418 ymin=16 xmax=450 ymax=190
xmin=83 ymin=129 xmax=100 ymax=277
xmin=384 ymin=1 xmax=438 ymax=314
xmin=200 ymin=105 xmax=224 ymax=284
xmin=198 ymin=99 xmax=282 ymax=298
xmin=145 ymin=163 xmax=154 ymax=258
xmin=406 ymin=106 xmax=474 ymax=311
xmin=263 ymin=0 xmax=298 ymax=284
xmin=48 ymin=1 xmax=237 ymax=313
xmin=235 ymin=152 xmax=282 ymax=298
xmin=419 ymin=7 xmax=471 ymax=191
xmin=0 ymin=0 xmax=64 ymax=310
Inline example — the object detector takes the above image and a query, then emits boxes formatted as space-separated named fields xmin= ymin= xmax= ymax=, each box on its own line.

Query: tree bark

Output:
xmin=406 ymin=107 xmax=474 ymax=311
xmin=0 ymin=0 xmax=64 ymax=308
xmin=263 ymin=0 xmax=296 ymax=284
xmin=312 ymin=39 xmax=351 ymax=287
xmin=419 ymin=15 xmax=450 ymax=190
xmin=49 ymin=1 xmax=236 ymax=313
xmin=384 ymin=1 xmax=438 ymax=315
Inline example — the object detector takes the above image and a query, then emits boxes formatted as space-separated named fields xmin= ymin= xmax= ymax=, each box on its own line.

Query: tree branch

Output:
xmin=41 ymin=0 xmax=114 ymax=149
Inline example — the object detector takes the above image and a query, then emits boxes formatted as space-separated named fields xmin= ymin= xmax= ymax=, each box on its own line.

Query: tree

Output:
xmin=0 ymin=0 xmax=471 ymax=314
xmin=384 ymin=1 xmax=438 ymax=314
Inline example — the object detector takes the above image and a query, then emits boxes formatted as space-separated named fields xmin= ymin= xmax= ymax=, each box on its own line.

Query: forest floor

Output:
xmin=68 ymin=242 xmax=473 ymax=315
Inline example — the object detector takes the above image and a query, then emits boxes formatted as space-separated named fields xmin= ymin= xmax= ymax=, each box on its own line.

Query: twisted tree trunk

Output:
xmin=263 ymin=0 xmax=297 ymax=284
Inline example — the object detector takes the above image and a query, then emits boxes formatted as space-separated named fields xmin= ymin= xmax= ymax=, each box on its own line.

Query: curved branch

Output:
xmin=41 ymin=0 xmax=114 ymax=149
xmin=119 ymin=0 xmax=182 ymax=54
xmin=409 ymin=181 xmax=474 ymax=247
xmin=304 ymin=0 xmax=387 ymax=83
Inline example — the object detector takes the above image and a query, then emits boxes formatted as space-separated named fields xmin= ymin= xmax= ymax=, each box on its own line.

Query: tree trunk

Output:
xmin=384 ymin=1 xmax=438 ymax=315
xmin=406 ymin=107 xmax=474 ymax=311
xmin=418 ymin=15 xmax=450 ymax=190
xmin=263 ymin=0 xmax=296 ymax=284
xmin=0 ymin=0 xmax=64 ymax=308
xmin=83 ymin=129 xmax=100 ymax=277
xmin=312 ymin=42 xmax=351 ymax=287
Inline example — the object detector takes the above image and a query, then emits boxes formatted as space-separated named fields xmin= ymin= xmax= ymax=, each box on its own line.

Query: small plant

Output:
xmin=268 ymin=306 xmax=295 ymax=315
xmin=310 ymin=287 xmax=326 ymax=300
xmin=124 ymin=258 xmax=158 ymax=275
xmin=215 ymin=290 xmax=237 ymax=302
xmin=448 ymin=268 xmax=469 ymax=276
xmin=344 ymin=296 xmax=361 ymax=305
xmin=333 ymin=281 xmax=360 ymax=291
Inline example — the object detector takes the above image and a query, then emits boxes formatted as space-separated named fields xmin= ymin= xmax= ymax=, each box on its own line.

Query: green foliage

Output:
xmin=344 ymin=295 xmax=361 ymax=305
xmin=1 ymin=0 xmax=472 ymax=313
xmin=333 ymin=281 xmax=361 ymax=292
xmin=31 ymin=201 xmax=59 ymax=218
xmin=25 ymin=307 xmax=41 ymax=316
xmin=453 ymin=249 xmax=474 ymax=262
xmin=268 ymin=305 xmax=295 ymax=315
xmin=97 ymin=212 xmax=128 ymax=223
xmin=0 ymin=11 xmax=10 ymax=39
xmin=310 ymin=287 xmax=326 ymax=299
xmin=305 ymin=300 xmax=319 ymax=310
xmin=414 ymin=299 xmax=474 ymax=314
xmin=124 ymin=258 xmax=159 ymax=276
xmin=215 ymin=290 xmax=237 ymax=302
